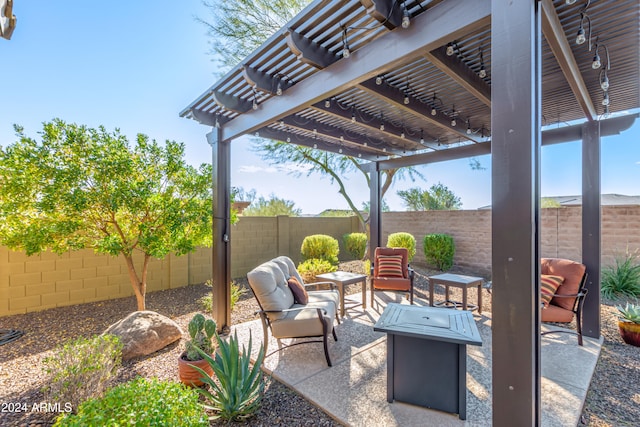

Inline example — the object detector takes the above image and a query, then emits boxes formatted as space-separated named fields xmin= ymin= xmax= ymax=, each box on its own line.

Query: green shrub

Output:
xmin=301 ymin=234 xmax=339 ymax=265
xmin=194 ymin=331 xmax=265 ymax=422
xmin=601 ymin=250 xmax=640 ymax=299
xmin=199 ymin=280 xmax=247 ymax=312
xmin=343 ymin=232 xmax=367 ymax=260
xmin=54 ymin=377 xmax=207 ymax=426
xmin=43 ymin=334 xmax=122 ymax=411
xmin=423 ymin=234 xmax=455 ymax=271
xmin=387 ymin=232 xmax=417 ymax=262
xmin=363 ymin=259 xmax=371 ymax=276
xmin=297 ymin=258 xmax=337 ymax=282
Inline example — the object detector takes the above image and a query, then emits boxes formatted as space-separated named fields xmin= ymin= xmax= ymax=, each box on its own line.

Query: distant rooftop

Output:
xmin=479 ymin=194 xmax=640 ymax=209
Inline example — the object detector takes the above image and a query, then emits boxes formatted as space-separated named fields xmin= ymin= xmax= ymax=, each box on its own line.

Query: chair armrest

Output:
xmin=550 ymin=290 xmax=587 ymax=299
xmin=304 ymin=281 xmax=337 ymax=291
xmin=259 ymin=306 xmax=329 ymax=316
xmin=408 ymin=265 xmax=415 ymax=279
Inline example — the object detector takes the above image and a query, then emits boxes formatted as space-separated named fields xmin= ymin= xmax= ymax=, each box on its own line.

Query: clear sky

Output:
xmin=1 ymin=1 xmax=638 ymax=214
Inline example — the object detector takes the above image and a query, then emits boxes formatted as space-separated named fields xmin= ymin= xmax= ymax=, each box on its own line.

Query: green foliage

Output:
xmin=361 ymin=199 xmax=390 ymax=213
xmin=387 ymin=232 xmax=417 ymax=262
xmin=397 ymin=183 xmax=462 ymax=211
xmin=194 ymin=331 xmax=265 ymax=421
xmin=423 ymin=234 xmax=455 ymax=271
xmin=231 ymin=186 xmax=257 ymax=203
xmin=319 ymin=209 xmax=356 ymax=217
xmin=199 ymin=0 xmax=311 ymax=71
xmin=343 ymin=232 xmax=367 ymax=260
xmin=243 ymin=194 xmax=301 ymax=216
xmin=43 ymin=334 xmax=122 ymax=411
xmin=301 ymin=234 xmax=339 ymax=265
xmin=297 ymin=258 xmax=337 ymax=282
xmin=199 ymin=280 xmax=247 ymax=313
xmin=363 ymin=259 xmax=371 ymax=277
xmin=616 ymin=302 xmax=640 ymax=324
xmin=54 ymin=377 xmax=207 ymax=427
xmin=185 ymin=314 xmax=217 ymax=361
xmin=541 ymin=198 xmax=562 ymax=208
xmin=601 ymin=250 xmax=640 ymax=299
xmin=0 ymin=120 xmax=216 ymax=310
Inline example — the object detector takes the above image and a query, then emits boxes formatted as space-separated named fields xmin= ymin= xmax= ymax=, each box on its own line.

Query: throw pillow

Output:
xmin=541 ymin=274 xmax=564 ymax=308
xmin=377 ymin=255 xmax=404 ymax=278
xmin=288 ymin=277 xmax=309 ymax=305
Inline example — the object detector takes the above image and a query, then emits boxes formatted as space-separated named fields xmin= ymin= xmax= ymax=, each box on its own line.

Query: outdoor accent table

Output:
xmin=373 ymin=303 xmax=482 ymax=420
xmin=429 ymin=273 xmax=484 ymax=313
xmin=316 ymin=271 xmax=367 ymax=317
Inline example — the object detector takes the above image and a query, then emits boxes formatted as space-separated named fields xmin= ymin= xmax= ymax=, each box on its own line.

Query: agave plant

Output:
xmin=192 ymin=330 xmax=265 ymax=421
xmin=616 ymin=302 xmax=640 ymax=324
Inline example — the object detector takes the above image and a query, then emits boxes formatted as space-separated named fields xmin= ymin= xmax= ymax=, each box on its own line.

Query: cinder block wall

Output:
xmin=2 ymin=207 xmax=638 ymax=316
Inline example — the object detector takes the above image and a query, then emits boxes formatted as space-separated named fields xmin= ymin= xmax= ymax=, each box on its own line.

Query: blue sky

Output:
xmin=1 ymin=1 xmax=638 ymax=214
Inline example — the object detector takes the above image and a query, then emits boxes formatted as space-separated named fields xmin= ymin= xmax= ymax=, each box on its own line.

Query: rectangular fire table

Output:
xmin=373 ymin=303 xmax=482 ymax=420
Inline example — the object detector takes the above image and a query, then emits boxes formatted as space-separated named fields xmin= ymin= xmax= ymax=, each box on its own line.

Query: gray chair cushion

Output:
xmin=270 ymin=292 xmax=338 ymax=338
xmin=274 ymin=255 xmax=305 ymax=285
xmin=247 ymin=261 xmax=294 ymax=313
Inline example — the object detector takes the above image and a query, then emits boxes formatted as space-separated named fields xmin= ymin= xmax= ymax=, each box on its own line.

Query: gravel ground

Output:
xmin=1 ymin=261 xmax=638 ymax=426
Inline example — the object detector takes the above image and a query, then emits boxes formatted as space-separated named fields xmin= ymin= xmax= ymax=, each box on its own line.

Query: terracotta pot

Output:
xmin=178 ymin=352 xmax=214 ymax=387
xmin=618 ymin=321 xmax=640 ymax=347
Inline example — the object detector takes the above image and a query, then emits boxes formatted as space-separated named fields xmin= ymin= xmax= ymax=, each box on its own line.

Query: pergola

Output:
xmin=181 ymin=0 xmax=639 ymax=424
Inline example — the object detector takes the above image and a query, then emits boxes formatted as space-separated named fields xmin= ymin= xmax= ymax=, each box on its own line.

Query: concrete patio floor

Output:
xmin=232 ymin=292 xmax=602 ymax=426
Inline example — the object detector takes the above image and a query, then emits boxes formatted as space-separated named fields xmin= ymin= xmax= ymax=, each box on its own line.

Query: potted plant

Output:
xmin=178 ymin=313 xmax=217 ymax=386
xmin=616 ymin=302 xmax=640 ymax=347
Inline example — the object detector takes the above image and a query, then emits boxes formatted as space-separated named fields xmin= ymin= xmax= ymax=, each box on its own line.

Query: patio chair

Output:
xmin=247 ymin=256 xmax=340 ymax=366
xmin=370 ymin=247 xmax=415 ymax=306
xmin=540 ymin=258 xmax=588 ymax=345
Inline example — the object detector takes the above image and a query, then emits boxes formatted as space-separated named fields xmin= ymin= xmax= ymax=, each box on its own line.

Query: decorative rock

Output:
xmin=102 ymin=311 xmax=183 ymax=360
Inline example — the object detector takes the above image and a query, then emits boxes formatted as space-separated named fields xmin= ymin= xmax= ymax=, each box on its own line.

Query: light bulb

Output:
xmin=600 ymin=74 xmax=609 ymax=91
xmin=382 ymin=148 xmax=387 ymax=152
xmin=402 ymin=8 xmax=410 ymax=29
xmin=400 ymin=132 xmax=405 ymax=139
xmin=566 ymin=0 xmax=577 ymax=4
xmin=340 ymin=136 xmax=344 ymax=142
xmin=592 ymin=52 xmax=601 ymax=69
xmin=351 ymin=114 xmax=356 ymax=123
xmin=252 ymin=99 xmax=258 ymax=110
xmin=420 ymin=137 xmax=425 ymax=144
xmin=404 ymin=94 xmax=410 ymax=105
xmin=479 ymin=67 xmax=487 ymax=78
xmin=358 ymin=153 xmax=361 ymax=158
xmin=343 ymin=46 xmax=350 ymax=58
xmin=324 ymin=99 xmax=330 ymax=108
xmin=466 ymin=127 xmax=472 ymax=135
xmin=446 ymin=44 xmax=455 ymax=56
xmin=276 ymin=82 xmax=283 ymax=96
xmin=431 ymin=107 xmax=437 ymax=116
xmin=313 ymin=128 xmax=317 ymax=136
xmin=375 ymin=76 xmax=383 ymax=85
xmin=451 ymin=118 xmax=456 ymax=127
xmin=576 ymin=27 xmax=586 ymax=45
xmin=339 ymin=148 xmax=343 ymax=153
xmin=286 ymin=136 xmax=291 ymax=143
xmin=602 ymin=92 xmax=610 ymax=106
xmin=363 ymin=142 xmax=367 ymax=147
xmin=380 ymin=123 xmax=385 ymax=131
xmin=313 ymin=143 xmax=317 ymax=149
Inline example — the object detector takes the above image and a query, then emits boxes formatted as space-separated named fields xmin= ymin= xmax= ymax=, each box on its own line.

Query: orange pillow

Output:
xmin=288 ymin=277 xmax=308 ymax=305
xmin=541 ymin=275 xmax=564 ymax=307
xmin=377 ymin=255 xmax=404 ymax=278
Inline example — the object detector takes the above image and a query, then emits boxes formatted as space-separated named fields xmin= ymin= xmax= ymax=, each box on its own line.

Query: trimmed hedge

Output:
xmin=423 ymin=233 xmax=455 ymax=271
xmin=343 ymin=232 xmax=367 ymax=260
xmin=387 ymin=232 xmax=417 ymax=262
xmin=301 ymin=234 xmax=339 ymax=265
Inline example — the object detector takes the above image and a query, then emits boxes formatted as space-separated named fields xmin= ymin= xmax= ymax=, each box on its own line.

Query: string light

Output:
xmin=420 ymin=130 xmax=425 ymax=145
xmin=404 ymin=93 xmax=410 ymax=105
xmin=351 ymin=106 xmax=356 ymax=123
xmin=276 ymin=80 xmax=283 ymax=96
xmin=375 ymin=75 xmax=383 ymax=85
xmin=325 ymin=99 xmax=331 ymax=108
xmin=313 ymin=143 xmax=318 ymax=149
xmin=379 ymin=112 xmax=385 ymax=131
xmin=576 ymin=12 xmax=591 ymax=46
xmin=342 ymin=27 xmax=350 ymax=58
xmin=478 ymin=46 xmax=487 ymax=78
xmin=600 ymin=69 xmax=609 ymax=91
xmin=446 ymin=42 xmax=457 ymax=56
xmin=450 ymin=106 xmax=457 ymax=127
xmin=401 ymin=1 xmax=410 ymax=29
xmin=602 ymin=91 xmax=609 ymax=106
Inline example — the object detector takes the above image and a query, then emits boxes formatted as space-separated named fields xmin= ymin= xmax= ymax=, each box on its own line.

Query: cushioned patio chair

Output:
xmin=370 ymin=247 xmax=415 ymax=306
xmin=247 ymin=256 xmax=340 ymax=366
xmin=540 ymin=257 xmax=588 ymax=346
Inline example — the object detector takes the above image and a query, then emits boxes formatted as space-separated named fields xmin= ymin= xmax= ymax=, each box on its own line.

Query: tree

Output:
xmin=231 ymin=186 xmax=257 ymax=203
xmin=0 ymin=120 xmax=214 ymax=311
xmin=243 ymin=194 xmax=301 ymax=216
xmin=397 ymin=183 xmax=462 ymax=211
xmin=198 ymin=0 xmax=311 ymax=71
xmin=362 ymin=200 xmax=390 ymax=213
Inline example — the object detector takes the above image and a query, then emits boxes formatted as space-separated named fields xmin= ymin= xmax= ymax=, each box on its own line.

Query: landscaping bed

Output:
xmin=0 ymin=262 xmax=638 ymax=426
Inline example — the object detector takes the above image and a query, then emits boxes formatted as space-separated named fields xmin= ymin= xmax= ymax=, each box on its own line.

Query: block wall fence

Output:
xmin=1 ymin=206 xmax=638 ymax=316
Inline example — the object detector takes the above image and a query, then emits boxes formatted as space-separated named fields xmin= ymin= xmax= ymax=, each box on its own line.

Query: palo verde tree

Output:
xmin=0 ymin=120 xmax=214 ymax=311
xmin=397 ymin=183 xmax=462 ymax=211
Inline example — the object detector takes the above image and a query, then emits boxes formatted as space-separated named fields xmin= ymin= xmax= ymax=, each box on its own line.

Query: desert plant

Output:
xmin=343 ymin=232 xmax=367 ymax=260
xmin=301 ymin=234 xmax=339 ymax=265
xmin=297 ymin=258 xmax=337 ymax=282
xmin=184 ymin=313 xmax=217 ymax=361
xmin=199 ymin=280 xmax=247 ymax=312
xmin=43 ymin=334 xmax=122 ymax=412
xmin=53 ymin=377 xmax=207 ymax=427
xmin=601 ymin=250 xmax=640 ymax=299
xmin=387 ymin=232 xmax=417 ymax=262
xmin=616 ymin=302 xmax=640 ymax=324
xmin=194 ymin=331 xmax=265 ymax=421
xmin=423 ymin=233 xmax=455 ymax=271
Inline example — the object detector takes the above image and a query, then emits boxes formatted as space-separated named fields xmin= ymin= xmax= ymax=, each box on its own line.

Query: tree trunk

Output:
xmin=123 ymin=253 xmax=147 ymax=311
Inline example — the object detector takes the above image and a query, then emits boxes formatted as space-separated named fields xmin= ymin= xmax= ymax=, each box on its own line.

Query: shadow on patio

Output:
xmin=233 ymin=291 xmax=602 ymax=427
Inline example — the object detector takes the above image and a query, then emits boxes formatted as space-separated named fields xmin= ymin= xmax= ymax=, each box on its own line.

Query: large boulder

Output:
xmin=103 ymin=311 xmax=183 ymax=360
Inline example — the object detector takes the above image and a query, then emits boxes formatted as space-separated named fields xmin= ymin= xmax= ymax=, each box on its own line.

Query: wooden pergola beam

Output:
xmin=540 ymin=0 xmax=596 ymax=121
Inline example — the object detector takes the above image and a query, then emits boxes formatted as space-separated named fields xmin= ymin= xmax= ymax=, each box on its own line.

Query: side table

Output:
xmin=429 ymin=273 xmax=483 ymax=313
xmin=316 ymin=271 xmax=367 ymax=317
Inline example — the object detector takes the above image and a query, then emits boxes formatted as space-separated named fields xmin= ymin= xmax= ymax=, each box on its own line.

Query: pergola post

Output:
xmin=207 ymin=129 xmax=231 ymax=332
xmin=582 ymin=120 xmax=601 ymax=338
xmin=369 ymin=163 xmax=382 ymax=258
xmin=491 ymin=0 xmax=542 ymax=425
